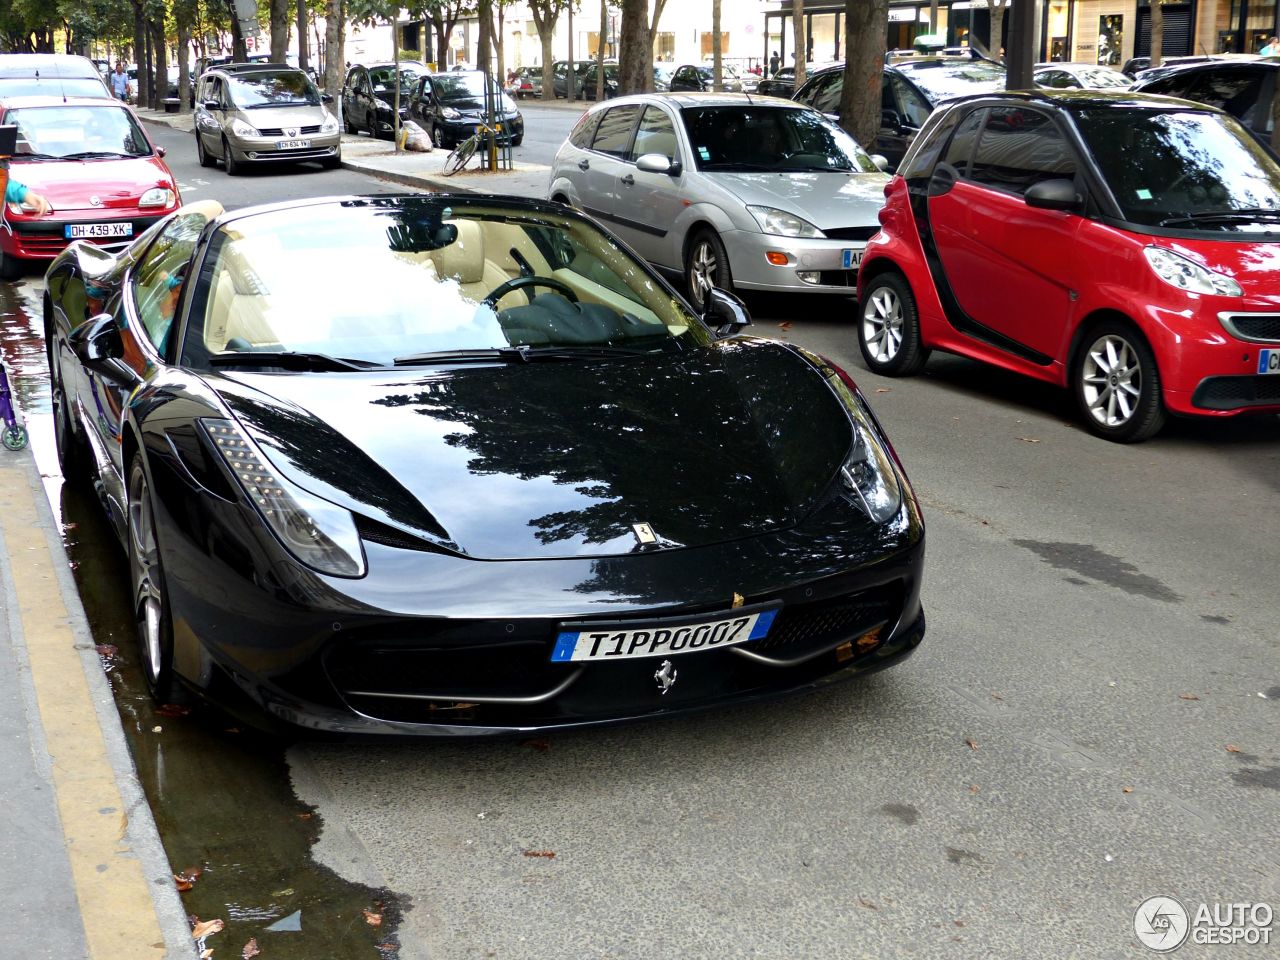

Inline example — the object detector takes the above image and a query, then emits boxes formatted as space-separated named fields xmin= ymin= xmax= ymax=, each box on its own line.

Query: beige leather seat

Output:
xmin=429 ymin=220 xmax=514 ymax=303
xmin=204 ymin=244 xmax=277 ymax=352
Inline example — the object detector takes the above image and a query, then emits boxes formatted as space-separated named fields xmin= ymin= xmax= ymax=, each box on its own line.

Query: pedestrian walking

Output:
xmin=1261 ymin=36 xmax=1280 ymax=56
xmin=769 ymin=50 xmax=781 ymax=76
xmin=110 ymin=62 xmax=131 ymax=101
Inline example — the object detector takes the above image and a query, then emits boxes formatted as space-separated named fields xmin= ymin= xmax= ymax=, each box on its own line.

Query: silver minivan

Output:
xmin=194 ymin=64 xmax=340 ymax=175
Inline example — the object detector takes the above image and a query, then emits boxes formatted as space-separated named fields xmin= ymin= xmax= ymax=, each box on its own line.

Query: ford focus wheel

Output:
xmin=686 ymin=230 xmax=732 ymax=313
xmin=858 ymin=273 xmax=928 ymax=376
xmin=1074 ymin=322 xmax=1166 ymax=443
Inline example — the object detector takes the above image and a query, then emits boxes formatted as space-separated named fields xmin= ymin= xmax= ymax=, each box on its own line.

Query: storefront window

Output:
xmin=654 ymin=32 xmax=675 ymax=62
xmin=1097 ymin=14 xmax=1123 ymax=65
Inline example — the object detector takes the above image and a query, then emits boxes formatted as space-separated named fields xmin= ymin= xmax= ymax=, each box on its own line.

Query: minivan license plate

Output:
xmin=550 ymin=605 xmax=779 ymax=663
xmin=1260 ymin=348 xmax=1280 ymax=375
xmin=277 ymin=138 xmax=311 ymax=149
xmin=842 ymin=248 xmax=864 ymax=270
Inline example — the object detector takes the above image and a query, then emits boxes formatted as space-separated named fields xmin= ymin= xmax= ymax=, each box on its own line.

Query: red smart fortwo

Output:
xmin=858 ymin=90 xmax=1280 ymax=442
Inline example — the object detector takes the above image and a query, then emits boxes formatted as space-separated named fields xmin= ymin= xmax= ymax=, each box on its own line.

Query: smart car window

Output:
xmin=968 ymin=107 xmax=1076 ymax=195
xmin=899 ymin=106 xmax=964 ymax=180
xmin=591 ymin=105 xmax=639 ymax=157
xmin=629 ymin=106 xmax=678 ymax=162
xmin=941 ymin=108 xmax=985 ymax=176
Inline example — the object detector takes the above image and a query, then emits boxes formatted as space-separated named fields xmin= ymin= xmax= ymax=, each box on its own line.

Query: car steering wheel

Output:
xmin=482 ymin=275 xmax=579 ymax=308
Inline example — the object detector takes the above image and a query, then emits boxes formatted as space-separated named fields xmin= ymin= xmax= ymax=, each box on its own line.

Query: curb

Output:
xmin=0 ymin=448 xmax=194 ymax=959
xmin=338 ymin=156 xmax=474 ymax=194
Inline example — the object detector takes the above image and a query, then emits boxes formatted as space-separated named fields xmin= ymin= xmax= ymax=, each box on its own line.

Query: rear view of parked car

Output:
xmin=0 ymin=54 xmax=112 ymax=99
xmin=549 ymin=93 xmax=889 ymax=312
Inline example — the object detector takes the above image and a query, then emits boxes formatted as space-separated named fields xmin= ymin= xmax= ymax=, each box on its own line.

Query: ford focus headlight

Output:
xmin=1144 ymin=245 xmax=1242 ymax=296
xmin=230 ymin=117 xmax=258 ymax=137
xmin=201 ymin=419 xmax=366 ymax=577
xmin=138 ymin=187 xmax=175 ymax=208
xmin=747 ymin=205 xmax=825 ymax=239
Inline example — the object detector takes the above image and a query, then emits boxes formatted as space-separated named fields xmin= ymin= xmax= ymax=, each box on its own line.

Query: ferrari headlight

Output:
xmin=138 ymin=187 xmax=175 ymax=208
xmin=747 ymin=205 xmax=825 ymax=239
xmin=319 ymin=113 xmax=339 ymax=134
xmin=1144 ymin=245 xmax=1242 ymax=296
xmin=840 ymin=400 xmax=902 ymax=524
xmin=201 ymin=419 xmax=366 ymax=577
xmin=230 ymin=117 xmax=258 ymax=137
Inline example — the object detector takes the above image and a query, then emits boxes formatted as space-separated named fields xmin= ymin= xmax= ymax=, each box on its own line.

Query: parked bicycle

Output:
xmin=443 ymin=121 xmax=503 ymax=176
xmin=0 ymin=361 xmax=28 ymax=450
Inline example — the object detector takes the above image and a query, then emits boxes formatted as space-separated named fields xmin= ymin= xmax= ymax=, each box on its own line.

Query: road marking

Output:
xmin=0 ymin=461 xmax=166 ymax=960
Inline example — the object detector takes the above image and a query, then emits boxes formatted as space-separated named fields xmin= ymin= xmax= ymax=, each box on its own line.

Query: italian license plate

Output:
xmin=65 ymin=222 xmax=132 ymax=239
xmin=550 ymin=604 xmax=780 ymax=663
xmin=842 ymin=248 xmax=864 ymax=270
xmin=1259 ymin=348 xmax=1280 ymax=375
xmin=277 ymin=138 xmax=311 ymax=149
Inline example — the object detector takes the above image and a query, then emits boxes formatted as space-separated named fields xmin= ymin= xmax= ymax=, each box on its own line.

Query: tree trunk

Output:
xmin=566 ymin=1 xmax=575 ymax=102
xmin=712 ymin=0 xmax=722 ymax=91
xmin=270 ymin=0 xmax=289 ymax=63
xmin=323 ymin=0 xmax=344 ymax=99
xmin=792 ymin=0 xmax=806 ymax=88
xmin=296 ymin=0 xmax=309 ymax=71
xmin=990 ymin=1 xmax=1007 ymax=60
xmin=132 ymin=2 xmax=146 ymax=102
xmin=496 ymin=3 xmax=506 ymax=91
xmin=1150 ymin=0 xmax=1164 ymax=69
xmin=533 ymin=9 xmax=555 ymax=101
xmin=153 ymin=20 xmax=168 ymax=106
xmin=839 ymin=0 xmax=888 ymax=150
xmin=177 ymin=19 xmax=191 ymax=108
xmin=597 ymin=0 xmax=607 ymax=100
xmin=618 ymin=0 xmax=649 ymax=95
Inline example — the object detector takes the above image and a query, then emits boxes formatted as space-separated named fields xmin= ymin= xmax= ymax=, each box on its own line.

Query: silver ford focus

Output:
xmin=548 ymin=92 xmax=890 ymax=311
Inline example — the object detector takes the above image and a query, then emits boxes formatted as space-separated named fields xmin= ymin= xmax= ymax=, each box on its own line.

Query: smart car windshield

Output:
xmin=897 ymin=60 xmax=1006 ymax=103
xmin=7 ymin=104 xmax=151 ymax=159
xmin=682 ymin=106 xmax=879 ymax=173
xmin=1075 ymin=108 xmax=1280 ymax=229
xmin=228 ymin=70 xmax=320 ymax=108
xmin=184 ymin=198 xmax=706 ymax=369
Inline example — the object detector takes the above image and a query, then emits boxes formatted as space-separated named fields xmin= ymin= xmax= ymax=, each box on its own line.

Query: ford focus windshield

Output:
xmin=183 ymin=198 xmax=706 ymax=369
xmin=682 ymin=106 xmax=879 ymax=173
xmin=1075 ymin=108 xmax=1280 ymax=230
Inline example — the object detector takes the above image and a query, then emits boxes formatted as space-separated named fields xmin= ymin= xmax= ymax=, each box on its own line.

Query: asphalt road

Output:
xmin=31 ymin=122 xmax=1280 ymax=958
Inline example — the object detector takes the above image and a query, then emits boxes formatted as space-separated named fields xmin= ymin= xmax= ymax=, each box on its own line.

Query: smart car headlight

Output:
xmin=747 ymin=205 xmax=826 ymax=239
xmin=138 ymin=187 xmax=175 ymax=208
xmin=230 ymin=117 xmax=258 ymax=137
xmin=201 ymin=419 xmax=366 ymax=577
xmin=1143 ymin=245 xmax=1242 ymax=297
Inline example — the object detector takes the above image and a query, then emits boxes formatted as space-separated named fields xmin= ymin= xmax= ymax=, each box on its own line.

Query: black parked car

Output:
xmin=1132 ymin=60 xmax=1278 ymax=143
xmin=757 ymin=65 xmax=798 ymax=97
xmin=341 ymin=61 xmax=429 ymax=137
xmin=43 ymin=194 xmax=924 ymax=735
xmin=407 ymin=71 xmax=524 ymax=147
xmin=551 ymin=59 xmax=593 ymax=98
xmin=794 ymin=57 xmax=1005 ymax=168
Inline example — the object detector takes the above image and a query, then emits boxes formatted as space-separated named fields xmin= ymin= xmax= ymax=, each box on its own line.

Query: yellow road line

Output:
xmin=0 ymin=464 xmax=167 ymax=960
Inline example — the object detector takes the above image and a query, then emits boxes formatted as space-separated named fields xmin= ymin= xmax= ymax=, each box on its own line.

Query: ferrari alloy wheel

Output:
xmin=128 ymin=456 xmax=186 ymax=704
xmin=1074 ymin=322 xmax=1166 ymax=443
xmin=858 ymin=272 xmax=928 ymax=376
xmin=686 ymin=230 xmax=732 ymax=313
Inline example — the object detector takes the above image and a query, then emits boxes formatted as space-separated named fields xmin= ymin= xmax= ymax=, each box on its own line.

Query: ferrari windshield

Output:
xmin=7 ymin=104 xmax=152 ymax=158
xmin=1075 ymin=108 xmax=1280 ymax=229
xmin=183 ymin=198 xmax=705 ymax=368
xmin=682 ymin=105 xmax=880 ymax=173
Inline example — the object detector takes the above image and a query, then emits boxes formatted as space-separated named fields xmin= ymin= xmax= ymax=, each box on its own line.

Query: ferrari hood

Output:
xmin=8 ymin=156 xmax=174 ymax=212
xmin=713 ymin=171 xmax=890 ymax=232
xmin=214 ymin=341 xmax=854 ymax=561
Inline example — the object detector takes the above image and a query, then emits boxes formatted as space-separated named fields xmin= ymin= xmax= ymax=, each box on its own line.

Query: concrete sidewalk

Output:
xmin=137 ymin=107 xmax=552 ymax=199
xmin=0 ymin=444 xmax=194 ymax=958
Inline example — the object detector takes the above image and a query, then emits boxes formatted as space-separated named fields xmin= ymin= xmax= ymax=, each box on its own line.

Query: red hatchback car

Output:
xmin=859 ymin=90 xmax=1280 ymax=441
xmin=0 ymin=96 xmax=180 ymax=278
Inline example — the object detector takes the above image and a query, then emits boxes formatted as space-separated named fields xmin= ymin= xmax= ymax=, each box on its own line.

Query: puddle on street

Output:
xmin=1 ymin=279 xmax=405 ymax=957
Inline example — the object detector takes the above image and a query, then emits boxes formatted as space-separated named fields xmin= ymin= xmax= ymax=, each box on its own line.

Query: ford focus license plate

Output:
xmin=551 ymin=604 xmax=780 ymax=663
xmin=65 ymin=222 xmax=132 ymax=239
xmin=842 ymin=248 xmax=864 ymax=270
xmin=277 ymin=138 xmax=311 ymax=149
xmin=1259 ymin=348 xmax=1280 ymax=375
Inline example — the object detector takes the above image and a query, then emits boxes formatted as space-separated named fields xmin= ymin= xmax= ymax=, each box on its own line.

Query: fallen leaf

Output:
xmin=523 ymin=849 xmax=556 ymax=859
xmin=964 ymin=738 xmax=978 ymax=751
xmin=777 ymin=321 xmax=793 ymax=332
xmin=954 ymin=919 xmax=966 ymax=927
xmin=174 ymin=869 xmax=202 ymax=892
xmin=200 ymin=950 xmax=212 ymax=960
xmin=156 ymin=703 xmax=191 ymax=718
xmin=990 ymin=693 xmax=1003 ymax=700
xmin=192 ymin=918 xmax=224 ymax=939
xmin=969 ymin=784 xmax=979 ymax=793
xmin=1017 ymin=437 xmax=1041 ymax=443
xmin=242 ymin=940 xmax=260 ymax=960
xmin=1225 ymin=744 xmax=1241 ymax=753
xmin=152 ymin=726 xmax=163 ymax=733
xmin=874 ymin=387 xmax=891 ymax=394
xmin=270 ymin=888 xmax=295 ymax=898
xmin=521 ymin=739 xmax=551 ymax=753
xmin=363 ymin=908 xmax=383 ymax=927
xmin=857 ymin=897 xmax=878 ymax=910
xmin=95 ymin=644 xmax=118 ymax=658
xmin=1122 ymin=787 xmax=1133 ymax=794
xmin=297 ymin=812 xmax=314 ymax=820
xmin=1178 ymin=693 xmax=1200 ymax=701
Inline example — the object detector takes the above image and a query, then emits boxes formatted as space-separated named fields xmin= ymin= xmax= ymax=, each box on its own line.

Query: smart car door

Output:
xmin=924 ymin=105 xmax=1082 ymax=364
xmin=614 ymin=105 xmax=686 ymax=264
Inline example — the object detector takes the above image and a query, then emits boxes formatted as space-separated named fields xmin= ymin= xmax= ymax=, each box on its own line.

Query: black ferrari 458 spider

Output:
xmin=44 ymin=194 xmax=925 ymax=735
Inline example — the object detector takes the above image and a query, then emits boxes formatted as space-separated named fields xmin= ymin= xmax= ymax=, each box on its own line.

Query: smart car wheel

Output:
xmin=858 ymin=272 xmax=928 ymax=376
xmin=127 ymin=455 xmax=188 ymax=706
xmin=222 ymin=136 xmax=242 ymax=176
xmin=1073 ymin=322 xmax=1166 ymax=443
xmin=685 ymin=230 xmax=733 ymax=314
xmin=196 ymin=132 xmax=215 ymax=168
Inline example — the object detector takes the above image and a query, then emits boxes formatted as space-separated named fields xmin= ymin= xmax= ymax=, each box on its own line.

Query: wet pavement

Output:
xmin=0 ymin=277 xmax=408 ymax=958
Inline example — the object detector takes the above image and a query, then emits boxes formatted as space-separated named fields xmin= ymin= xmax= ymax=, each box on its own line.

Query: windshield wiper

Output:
xmin=243 ymin=101 xmax=317 ymax=108
xmin=210 ymin=351 xmax=378 ymax=371
xmin=1159 ymin=208 xmax=1280 ymax=226
xmin=11 ymin=152 xmax=60 ymax=161
xmin=394 ymin=345 xmax=659 ymax=366
xmin=62 ymin=150 xmax=133 ymax=160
